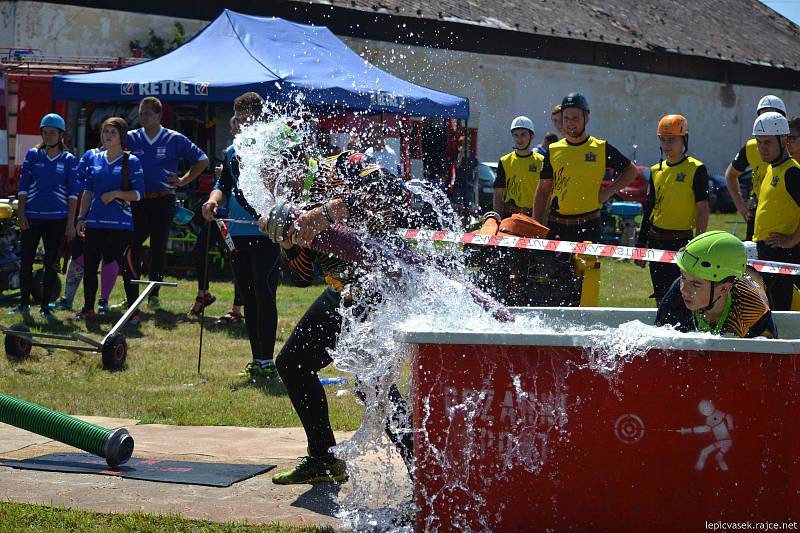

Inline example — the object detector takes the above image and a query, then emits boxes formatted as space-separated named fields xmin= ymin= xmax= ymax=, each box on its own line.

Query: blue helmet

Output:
xmin=40 ymin=113 xmax=65 ymax=131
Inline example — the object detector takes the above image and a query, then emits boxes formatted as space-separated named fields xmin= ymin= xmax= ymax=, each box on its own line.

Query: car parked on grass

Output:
xmin=478 ymin=161 xmax=497 ymax=211
xmin=601 ymin=164 xmax=650 ymax=205
xmin=707 ymin=172 xmax=751 ymax=213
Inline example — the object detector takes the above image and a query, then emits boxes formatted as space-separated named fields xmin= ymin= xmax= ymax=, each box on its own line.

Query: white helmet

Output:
xmin=753 ymin=112 xmax=789 ymax=136
xmin=510 ymin=116 xmax=534 ymax=134
xmin=757 ymin=95 xmax=786 ymax=116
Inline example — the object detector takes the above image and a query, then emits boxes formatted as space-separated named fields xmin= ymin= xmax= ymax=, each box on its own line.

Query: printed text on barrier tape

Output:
xmin=400 ymin=229 xmax=800 ymax=277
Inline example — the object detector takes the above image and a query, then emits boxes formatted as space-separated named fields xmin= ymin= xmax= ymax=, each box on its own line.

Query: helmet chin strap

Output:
xmin=698 ymin=281 xmax=718 ymax=313
xmin=769 ymin=136 xmax=787 ymax=165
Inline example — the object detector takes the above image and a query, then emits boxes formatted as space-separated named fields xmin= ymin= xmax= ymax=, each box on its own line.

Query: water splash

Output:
xmin=231 ymin=106 xmax=726 ymax=531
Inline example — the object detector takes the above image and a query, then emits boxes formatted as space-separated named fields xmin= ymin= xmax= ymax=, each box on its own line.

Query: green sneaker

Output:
xmin=272 ymin=455 xmax=348 ymax=485
xmin=242 ymin=360 xmax=279 ymax=381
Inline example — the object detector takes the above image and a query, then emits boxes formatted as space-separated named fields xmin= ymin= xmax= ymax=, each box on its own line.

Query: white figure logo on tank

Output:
xmin=678 ymin=400 xmax=733 ymax=471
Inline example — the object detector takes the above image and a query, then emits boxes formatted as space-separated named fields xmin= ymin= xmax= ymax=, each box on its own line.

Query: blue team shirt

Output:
xmin=127 ymin=127 xmax=208 ymax=194
xmin=214 ymin=145 xmax=261 ymax=237
xmin=18 ymin=148 xmax=80 ymax=219
xmin=83 ymin=150 xmax=145 ymax=231
xmin=74 ymin=147 xmax=100 ymax=194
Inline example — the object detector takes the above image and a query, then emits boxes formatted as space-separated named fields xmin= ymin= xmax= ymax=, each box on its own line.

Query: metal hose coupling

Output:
xmin=265 ymin=199 xmax=296 ymax=243
xmin=104 ymin=427 xmax=135 ymax=467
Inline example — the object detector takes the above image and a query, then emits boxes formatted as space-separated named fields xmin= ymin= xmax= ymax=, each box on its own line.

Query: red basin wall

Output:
xmin=411 ymin=343 xmax=800 ymax=532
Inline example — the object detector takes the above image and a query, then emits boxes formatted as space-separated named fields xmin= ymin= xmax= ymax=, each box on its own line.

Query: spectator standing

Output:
xmin=533 ymin=132 xmax=560 ymax=158
xmin=12 ymin=113 xmax=79 ymax=319
xmin=725 ymin=95 xmax=787 ymax=241
xmin=751 ymin=112 xmax=800 ymax=311
xmin=201 ymin=92 xmax=281 ymax=380
xmin=74 ymin=118 xmax=144 ymax=323
xmin=551 ymin=104 xmax=565 ymax=138
xmin=365 ymin=128 xmax=401 ymax=176
xmin=451 ymin=135 xmax=478 ymax=223
xmin=788 ymin=116 xmax=800 ymax=162
xmin=638 ymin=114 xmax=710 ymax=304
xmin=127 ymin=96 xmax=208 ymax=308
xmin=493 ymin=116 xmax=543 ymax=217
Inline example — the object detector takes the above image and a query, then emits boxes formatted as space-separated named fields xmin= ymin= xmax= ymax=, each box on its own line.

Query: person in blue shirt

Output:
xmin=201 ymin=92 xmax=280 ymax=380
xmin=127 ymin=96 xmax=208 ymax=307
xmin=55 ymin=146 xmax=120 ymax=313
xmin=13 ymin=113 xmax=80 ymax=319
xmin=75 ymin=117 xmax=145 ymax=324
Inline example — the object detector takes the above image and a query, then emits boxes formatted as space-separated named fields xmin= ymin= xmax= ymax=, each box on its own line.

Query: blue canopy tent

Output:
xmin=52 ymin=9 xmax=468 ymax=119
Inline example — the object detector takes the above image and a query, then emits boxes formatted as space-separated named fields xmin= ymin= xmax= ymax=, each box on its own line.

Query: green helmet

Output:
xmin=676 ymin=231 xmax=746 ymax=282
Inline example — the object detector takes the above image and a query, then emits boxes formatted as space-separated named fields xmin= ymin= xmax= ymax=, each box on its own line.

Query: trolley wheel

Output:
xmin=31 ymin=268 xmax=62 ymax=304
xmin=101 ymin=333 xmax=127 ymax=371
xmin=5 ymin=324 xmax=32 ymax=360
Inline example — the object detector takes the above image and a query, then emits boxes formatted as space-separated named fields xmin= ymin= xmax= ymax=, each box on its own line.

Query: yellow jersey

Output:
xmin=648 ymin=156 xmax=708 ymax=231
xmin=753 ymin=157 xmax=800 ymax=242
xmin=497 ymin=151 xmax=543 ymax=210
xmin=730 ymin=139 xmax=770 ymax=199
xmin=543 ymin=136 xmax=630 ymax=216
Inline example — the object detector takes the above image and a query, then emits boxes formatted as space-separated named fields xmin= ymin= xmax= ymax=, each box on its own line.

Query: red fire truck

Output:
xmin=0 ymin=48 xmax=144 ymax=195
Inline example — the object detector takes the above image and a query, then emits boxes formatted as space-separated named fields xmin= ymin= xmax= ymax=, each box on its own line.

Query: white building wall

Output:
xmin=3 ymin=2 xmax=799 ymax=173
xmin=0 ymin=2 xmax=205 ymax=58
xmin=348 ymin=38 xmax=800 ymax=174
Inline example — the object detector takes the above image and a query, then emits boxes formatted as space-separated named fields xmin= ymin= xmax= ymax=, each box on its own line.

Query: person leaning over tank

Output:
xmin=655 ymin=231 xmax=777 ymax=338
xmin=258 ymin=149 xmax=416 ymax=485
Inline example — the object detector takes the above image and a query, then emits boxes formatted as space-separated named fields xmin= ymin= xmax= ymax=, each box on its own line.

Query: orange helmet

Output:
xmin=657 ymin=114 xmax=688 ymax=136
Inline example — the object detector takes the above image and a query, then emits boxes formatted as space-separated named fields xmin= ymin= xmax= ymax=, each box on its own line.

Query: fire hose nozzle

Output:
xmin=265 ymin=199 xmax=296 ymax=243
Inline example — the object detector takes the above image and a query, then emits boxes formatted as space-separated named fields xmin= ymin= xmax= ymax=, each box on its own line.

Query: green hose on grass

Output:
xmin=0 ymin=393 xmax=133 ymax=467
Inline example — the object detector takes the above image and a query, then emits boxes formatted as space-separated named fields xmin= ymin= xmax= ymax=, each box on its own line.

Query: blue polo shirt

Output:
xmin=18 ymin=148 xmax=80 ymax=220
xmin=127 ymin=127 xmax=207 ymax=194
xmin=83 ymin=150 xmax=144 ymax=231
xmin=214 ymin=145 xmax=262 ymax=237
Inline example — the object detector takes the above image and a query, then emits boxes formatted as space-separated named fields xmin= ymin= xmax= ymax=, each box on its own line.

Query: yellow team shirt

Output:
xmin=745 ymin=139 xmax=770 ymax=200
xmin=649 ymin=156 xmax=705 ymax=231
xmin=548 ymin=136 xmax=607 ymax=215
xmin=753 ymin=157 xmax=800 ymax=242
xmin=499 ymin=151 xmax=543 ymax=210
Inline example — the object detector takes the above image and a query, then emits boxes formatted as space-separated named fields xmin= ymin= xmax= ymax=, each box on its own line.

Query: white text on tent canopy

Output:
xmin=370 ymin=91 xmax=406 ymax=108
xmin=120 ymin=81 xmax=209 ymax=96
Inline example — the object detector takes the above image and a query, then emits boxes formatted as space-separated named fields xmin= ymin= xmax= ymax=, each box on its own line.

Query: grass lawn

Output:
xmin=0 ymin=502 xmax=334 ymax=532
xmin=0 ymin=212 xmax=743 ymax=427
xmin=0 ymin=212 xmax=742 ymax=529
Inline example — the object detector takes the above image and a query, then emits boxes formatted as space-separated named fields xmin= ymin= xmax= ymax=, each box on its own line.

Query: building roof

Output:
xmin=46 ymin=0 xmax=800 ymax=87
xmin=324 ymin=0 xmax=800 ymax=72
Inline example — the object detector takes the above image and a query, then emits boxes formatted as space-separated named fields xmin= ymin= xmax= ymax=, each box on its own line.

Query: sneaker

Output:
xmin=127 ymin=312 xmax=141 ymax=327
xmin=7 ymin=304 xmax=30 ymax=316
xmin=54 ymin=298 xmax=73 ymax=311
xmin=241 ymin=359 xmax=278 ymax=381
xmin=272 ymin=455 xmax=348 ymax=485
xmin=73 ymin=309 xmax=97 ymax=321
xmin=216 ymin=309 xmax=244 ymax=325
xmin=40 ymin=308 xmax=56 ymax=322
xmin=97 ymin=298 xmax=110 ymax=314
xmin=148 ymin=296 xmax=160 ymax=310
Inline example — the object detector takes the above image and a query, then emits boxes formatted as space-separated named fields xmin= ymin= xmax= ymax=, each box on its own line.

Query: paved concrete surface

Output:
xmin=0 ymin=417 xmax=409 ymax=528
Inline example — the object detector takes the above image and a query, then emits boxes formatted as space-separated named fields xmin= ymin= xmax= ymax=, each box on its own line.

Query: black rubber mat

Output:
xmin=0 ymin=453 xmax=275 ymax=487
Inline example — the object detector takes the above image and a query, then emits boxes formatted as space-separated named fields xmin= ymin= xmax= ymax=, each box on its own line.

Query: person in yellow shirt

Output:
xmin=533 ymin=92 xmax=638 ymax=244
xmin=788 ymin=117 xmax=800 ymax=162
xmin=638 ymin=114 xmax=710 ymax=304
xmin=493 ymin=116 xmax=544 ymax=217
xmin=725 ymin=95 xmax=787 ymax=241
xmin=750 ymin=112 xmax=800 ymax=310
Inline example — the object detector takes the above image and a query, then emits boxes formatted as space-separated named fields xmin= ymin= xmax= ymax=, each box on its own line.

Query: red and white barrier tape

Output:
xmin=400 ymin=229 xmax=800 ymax=277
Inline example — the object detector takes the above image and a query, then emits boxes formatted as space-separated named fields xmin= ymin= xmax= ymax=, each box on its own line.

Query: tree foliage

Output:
xmin=129 ymin=22 xmax=187 ymax=58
